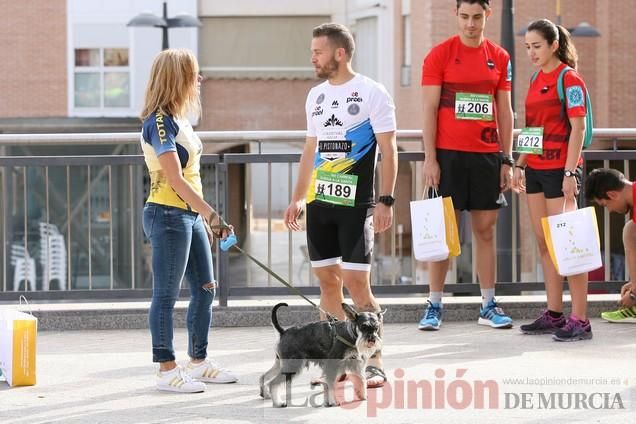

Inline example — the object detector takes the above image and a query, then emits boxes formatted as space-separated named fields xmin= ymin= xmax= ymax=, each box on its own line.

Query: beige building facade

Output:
xmin=2 ymin=0 xmax=633 ymax=133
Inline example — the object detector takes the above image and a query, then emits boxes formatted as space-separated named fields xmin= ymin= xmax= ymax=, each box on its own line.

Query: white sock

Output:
xmin=429 ymin=291 xmax=443 ymax=305
xmin=481 ymin=288 xmax=495 ymax=307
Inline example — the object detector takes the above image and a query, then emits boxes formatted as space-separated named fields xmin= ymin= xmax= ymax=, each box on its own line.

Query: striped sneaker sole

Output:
xmin=478 ymin=317 xmax=513 ymax=329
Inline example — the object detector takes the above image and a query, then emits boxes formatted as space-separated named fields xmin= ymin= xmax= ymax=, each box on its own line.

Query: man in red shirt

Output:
xmin=418 ymin=0 xmax=514 ymax=330
xmin=585 ymin=168 xmax=636 ymax=322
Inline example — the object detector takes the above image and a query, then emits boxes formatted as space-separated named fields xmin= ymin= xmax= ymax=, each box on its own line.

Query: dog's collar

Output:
xmin=335 ymin=334 xmax=357 ymax=349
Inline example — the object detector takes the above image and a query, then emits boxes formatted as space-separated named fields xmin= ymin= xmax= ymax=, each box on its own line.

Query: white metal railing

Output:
xmin=1 ymin=128 xmax=635 ymax=146
xmin=0 ymin=129 xmax=633 ymax=301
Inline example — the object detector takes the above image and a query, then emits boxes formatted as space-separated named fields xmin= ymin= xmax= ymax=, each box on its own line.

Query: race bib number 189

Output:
xmin=455 ymin=93 xmax=493 ymax=121
xmin=315 ymin=170 xmax=358 ymax=207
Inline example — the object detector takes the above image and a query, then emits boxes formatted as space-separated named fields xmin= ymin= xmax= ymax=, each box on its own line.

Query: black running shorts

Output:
xmin=525 ymin=166 xmax=582 ymax=199
xmin=305 ymin=202 xmax=374 ymax=271
xmin=436 ymin=148 xmax=502 ymax=211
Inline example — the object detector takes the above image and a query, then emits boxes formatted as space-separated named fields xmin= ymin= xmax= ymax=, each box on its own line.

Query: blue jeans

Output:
xmin=143 ymin=203 xmax=215 ymax=363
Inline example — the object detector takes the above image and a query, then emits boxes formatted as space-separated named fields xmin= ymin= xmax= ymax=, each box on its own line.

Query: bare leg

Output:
xmin=469 ymin=210 xmax=498 ymax=289
xmin=313 ymin=264 xmax=346 ymax=320
xmin=427 ymin=209 xmax=461 ymax=293
xmin=527 ymin=194 xmax=564 ymax=313
xmin=624 ymin=221 xmax=636 ymax=287
xmin=342 ymin=269 xmax=384 ymax=384
xmin=159 ymin=360 xmax=177 ymax=372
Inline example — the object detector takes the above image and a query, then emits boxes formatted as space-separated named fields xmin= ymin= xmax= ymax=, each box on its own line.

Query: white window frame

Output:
xmin=71 ymin=47 xmax=133 ymax=117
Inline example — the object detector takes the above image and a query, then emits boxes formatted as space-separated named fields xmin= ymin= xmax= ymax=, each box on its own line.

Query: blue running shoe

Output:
xmin=418 ymin=301 xmax=443 ymax=331
xmin=478 ymin=299 xmax=513 ymax=329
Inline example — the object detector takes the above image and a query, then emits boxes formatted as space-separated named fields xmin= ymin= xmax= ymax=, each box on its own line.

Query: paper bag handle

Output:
xmin=562 ymin=197 xmax=578 ymax=214
xmin=422 ymin=186 xmax=440 ymax=200
xmin=19 ymin=295 xmax=33 ymax=316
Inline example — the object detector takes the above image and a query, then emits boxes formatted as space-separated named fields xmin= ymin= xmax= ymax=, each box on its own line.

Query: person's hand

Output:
xmin=500 ymin=165 xmax=513 ymax=193
xmin=204 ymin=211 xmax=233 ymax=244
xmin=422 ymin=158 xmax=440 ymax=190
xmin=619 ymin=287 xmax=636 ymax=308
xmin=284 ymin=200 xmax=304 ymax=231
xmin=512 ymin=167 xmax=526 ymax=193
xmin=373 ymin=204 xmax=393 ymax=234
xmin=618 ymin=282 xmax=636 ymax=308
xmin=562 ymin=176 xmax=578 ymax=202
xmin=620 ymin=282 xmax=632 ymax=296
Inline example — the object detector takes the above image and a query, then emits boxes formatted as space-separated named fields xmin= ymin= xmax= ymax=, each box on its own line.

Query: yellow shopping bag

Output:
xmin=0 ymin=300 xmax=37 ymax=387
xmin=541 ymin=206 xmax=602 ymax=277
xmin=443 ymin=197 xmax=461 ymax=257
xmin=410 ymin=190 xmax=461 ymax=261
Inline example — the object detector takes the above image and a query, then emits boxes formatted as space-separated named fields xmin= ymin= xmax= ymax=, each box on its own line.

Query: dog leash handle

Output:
xmin=220 ymin=233 xmax=237 ymax=251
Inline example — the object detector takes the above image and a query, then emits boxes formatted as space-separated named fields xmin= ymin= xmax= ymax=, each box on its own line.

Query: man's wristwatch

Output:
xmin=564 ymin=169 xmax=576 ymax=178
xmin=500 ymin=153 xmax=514 ymax=167
xmin=378 ymin=195 xmax=395 ymax=206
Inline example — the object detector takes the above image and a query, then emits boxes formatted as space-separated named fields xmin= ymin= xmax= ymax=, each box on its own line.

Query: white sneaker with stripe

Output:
xmin=156 ymin=366 xmax=206 ymax=393
xmin=186 ymin=359 xmax=238 ymax=384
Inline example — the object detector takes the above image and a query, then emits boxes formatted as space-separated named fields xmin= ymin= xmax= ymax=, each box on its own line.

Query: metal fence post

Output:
xmin=217 ymin=161 xmax=230 ymax=307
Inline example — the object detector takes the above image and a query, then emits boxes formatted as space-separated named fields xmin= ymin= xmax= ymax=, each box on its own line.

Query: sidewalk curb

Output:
xmin=21 ymin=298 xmax=621 ymax=331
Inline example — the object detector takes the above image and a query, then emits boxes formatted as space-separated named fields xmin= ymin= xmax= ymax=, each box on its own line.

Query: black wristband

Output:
xmin=378 ymin=195 xmax=395 ymax=206
xmin=500 ymin=153 xmax=514 ymax=167
xmin=515 ymin=164 xmax=526 ymax=170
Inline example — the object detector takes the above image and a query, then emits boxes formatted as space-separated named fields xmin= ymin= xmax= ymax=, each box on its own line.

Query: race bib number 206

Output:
xmin=455 ymin=93 xmax=493 ymax=121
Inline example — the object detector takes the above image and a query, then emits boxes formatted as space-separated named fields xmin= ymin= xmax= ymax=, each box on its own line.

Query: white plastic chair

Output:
xmin=39 ymin=223 xmax=67 ymax=291
xmin=10 ymin=244 xmax=36 ymax=291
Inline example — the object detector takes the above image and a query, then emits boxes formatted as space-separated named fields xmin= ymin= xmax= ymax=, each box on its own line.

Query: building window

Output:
xmin=199 ymin=16 xmax=327 ymax=79
xmin=74 ymin=48 xmax=130 ymax=108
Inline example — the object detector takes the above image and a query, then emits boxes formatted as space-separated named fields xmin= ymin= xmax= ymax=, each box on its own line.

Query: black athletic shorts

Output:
xmin=437 ymin=148 xmax=502 ymax=211
xmin=306 ymin=202 xmax=374 ymax=271
xmin=525 ymin=166 xmax=582 ymax=199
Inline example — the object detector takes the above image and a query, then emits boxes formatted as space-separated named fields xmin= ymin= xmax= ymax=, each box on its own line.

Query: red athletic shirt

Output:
xmin=524 ymin=63 xmax=587 ymax=170
xmin=421 ymin=35 xmax=512 ymax=153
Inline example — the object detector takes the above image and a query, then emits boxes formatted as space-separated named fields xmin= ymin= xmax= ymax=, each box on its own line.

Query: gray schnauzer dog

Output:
xmin=260 ymin=302 xmax=384 ymax=407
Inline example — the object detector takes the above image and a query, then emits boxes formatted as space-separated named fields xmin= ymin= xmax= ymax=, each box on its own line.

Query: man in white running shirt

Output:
xmin=284 ymin=23 xmax=398 ymax=388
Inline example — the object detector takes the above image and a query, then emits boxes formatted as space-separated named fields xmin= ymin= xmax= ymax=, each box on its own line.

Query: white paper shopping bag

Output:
xmin=541 ymin=206 xmax=602 ymax=277
xmin=410 ymin=196 xmax=449 ymax=262
xmin=0 ymin=307 xmax=37 ymax=387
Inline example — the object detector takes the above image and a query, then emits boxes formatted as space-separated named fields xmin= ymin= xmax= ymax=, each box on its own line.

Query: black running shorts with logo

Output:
xmin=306 ymin=202 xmax=374 ymax=271
xmin=436 ymin=148 xmax=502 ymax=211
xmin=525 ymin=166 xmax=582 ymax=199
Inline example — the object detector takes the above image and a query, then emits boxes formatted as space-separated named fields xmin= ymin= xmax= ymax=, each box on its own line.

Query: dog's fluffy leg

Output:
xmin=351 ymin=359 xmax=367 ymax=401
xmin=269 ymin=373 xmax=288 ymax=408
xmin=323 ymin=366 xmax=341 ymax=407
xmin=270 ymin=358 xmax=305 ymax=408
xmin=260 ymin=358 xmax=281 ymax=399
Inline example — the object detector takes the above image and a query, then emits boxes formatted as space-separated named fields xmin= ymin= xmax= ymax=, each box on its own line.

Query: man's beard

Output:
xmin=315 ymin=58 xmax=338 ymax=79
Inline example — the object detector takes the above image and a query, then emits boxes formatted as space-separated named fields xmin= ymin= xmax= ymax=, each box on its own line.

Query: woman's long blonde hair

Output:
xmin=140 ymin=49 xmax=201 ymax=120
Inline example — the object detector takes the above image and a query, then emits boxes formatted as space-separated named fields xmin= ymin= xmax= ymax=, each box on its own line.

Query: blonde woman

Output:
xmin=140 ymin=49 xmax=237 ymax=392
